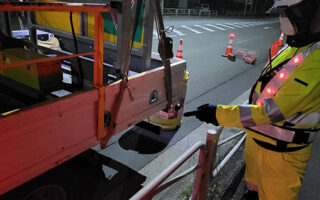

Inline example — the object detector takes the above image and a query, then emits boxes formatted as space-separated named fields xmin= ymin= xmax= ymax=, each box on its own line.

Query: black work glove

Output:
xmin=184 ymin=104 xmax=219 ymax=126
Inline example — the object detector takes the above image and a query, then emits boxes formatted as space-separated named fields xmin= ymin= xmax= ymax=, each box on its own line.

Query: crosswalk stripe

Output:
xmin=152 ymin=21 xmax=273 ymax=38
xmin=206 ymin=24 xmax=226 ymax=30
xmin=216 ymin=23 xmax=235 ymax=29
xmin=235 ymin=22 xmax=251 ymax=27
xmin=225 ymin=23 xmax=243 ymax=28
xmin=236 ymin=22 xmax=251 ymax=27
xmin=240 ymin=22 xmax=255 ymax=26
xmin=172 ymin=28 xmax=186 ymax=36
xmin=254 ymin=22 xmax=264 ymax=25
xmin=194 ymin=25 xmax=215 ymax=32
xmin=181 ymin=25 xmax=202 ymax=34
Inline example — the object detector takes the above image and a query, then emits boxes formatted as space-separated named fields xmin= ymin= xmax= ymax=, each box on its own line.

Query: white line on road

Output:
xmin=225 ymin=23 xmax=243 ymax=28
xmin=216 ymin=23 xmax=235 ymax=29
xmin=172 ymin=28 xmax=186 ymax=36
xmin=205 ymin=24 xmax=226 ymax=30
xmin=240 ymin=22 xmax=255 ymax=26
xmin=237 ymin=22 xmax=252 ymax=27
xmin=180 ymin=25 xmax=202 ymax=34
xmin=194 ymin=25 xmax=215 ymax=32
xmin=233 ymin=22 xmax=250 ymax=27
xmin=264 ymin=27 xmax=271 ymax=29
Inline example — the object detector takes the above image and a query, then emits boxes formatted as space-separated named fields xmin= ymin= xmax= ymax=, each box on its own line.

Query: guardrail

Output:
xmin=130 ymin=127 xmax=247 ymax=200
xmin=130 ymin=127 xmax=223 ymax=200
xmin=163 ymin=8 xmax=218 ymax=16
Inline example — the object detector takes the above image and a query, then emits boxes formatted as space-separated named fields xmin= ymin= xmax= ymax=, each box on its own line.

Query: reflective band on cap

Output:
xmin=239 ymin=105 xmax=257 ymax=127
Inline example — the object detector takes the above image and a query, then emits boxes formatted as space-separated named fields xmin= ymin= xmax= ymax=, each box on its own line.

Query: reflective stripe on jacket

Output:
xmin=216 ymin=41 xmax=320 ymax=146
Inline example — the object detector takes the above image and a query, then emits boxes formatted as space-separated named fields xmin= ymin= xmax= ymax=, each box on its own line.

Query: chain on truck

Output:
xmin=0 ymin=0 xmax=187 ymax=199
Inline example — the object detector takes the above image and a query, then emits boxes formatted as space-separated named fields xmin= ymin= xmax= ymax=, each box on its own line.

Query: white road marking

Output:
xmin=234 ymin=22 xmax=250 ymax=27
xmin=238 ymin=22 xmax=253 ymax=27
xmin=216 ymin=23 xmax=235 ymax=29
xmin=194 ymin=25 xmax=215 ymax=32
xmin=225 ymin=23 xmax=243 ymax=28
xmin=172 ymin=28 xmax=186 ymax=36
xmin=206 ymin=24 xmax=226 ymax=30
xmin=264 ymin=27 xmax=271 ymax=29
xmin=180 ymin=25 xmax=202 ymax=34
xmin=240 ymin=22 xmax=256 ymax=26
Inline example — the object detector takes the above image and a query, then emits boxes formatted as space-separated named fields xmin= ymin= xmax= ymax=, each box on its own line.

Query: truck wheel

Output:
xmin=23 ymin=185 xmax=67 ymax=200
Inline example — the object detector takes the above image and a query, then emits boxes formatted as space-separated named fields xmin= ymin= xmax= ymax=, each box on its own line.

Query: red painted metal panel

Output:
xmin=0 ymin=90 xmax=99 ymax=194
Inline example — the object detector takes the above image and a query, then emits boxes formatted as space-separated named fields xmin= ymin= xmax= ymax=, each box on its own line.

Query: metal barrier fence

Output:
xmin=130 ymin=127 xmax=223 ymax=200
xmin=163 ymin=8 xmax=218 ymax=16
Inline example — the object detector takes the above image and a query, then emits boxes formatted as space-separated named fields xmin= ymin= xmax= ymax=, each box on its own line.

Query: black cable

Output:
xmin=70 ymin=12 xmax=84 ymax=88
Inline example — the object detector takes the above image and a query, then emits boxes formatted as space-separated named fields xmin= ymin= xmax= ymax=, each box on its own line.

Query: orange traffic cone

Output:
xmin=278 ymin=32 xmax=284 ymax=46
xmin=223 ymin=33 xmax=235 ymax=57
xmin=269 ymin=40 xmax=279 ymax=61
xmin=176 ymin=39 xmax=183 ymax=59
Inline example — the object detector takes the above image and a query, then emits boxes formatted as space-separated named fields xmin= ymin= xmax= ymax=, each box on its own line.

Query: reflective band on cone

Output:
xmin=176 ymin=39 xmax=183 ymax=59
xmin=223 ymin=33 xmax=234 ymax=57
xmin=278 ymin=32 xmax=284 ymax=46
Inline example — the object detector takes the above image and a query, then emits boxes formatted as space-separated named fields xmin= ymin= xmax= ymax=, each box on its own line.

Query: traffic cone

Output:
xmin=270 ymin=41 xmax=279 ymax=59
xmin=176 ymin=39 xmax=183 ymax=59
xmin=278 ymin=32 xmax=284 ymax=46
xmin=223 ymin=33 xmax=235 ymax=57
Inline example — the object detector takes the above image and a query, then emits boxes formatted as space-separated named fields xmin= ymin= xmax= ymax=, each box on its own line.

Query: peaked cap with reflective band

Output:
xmin=216 ymin=41 xmax=320 ymax=146
xmin=267 ymin=0 xmax=303 ymax=13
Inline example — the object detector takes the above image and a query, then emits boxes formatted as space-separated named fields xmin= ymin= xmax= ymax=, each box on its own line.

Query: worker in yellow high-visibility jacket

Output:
xmin=184 ymin=0 xmax=320 ymax=199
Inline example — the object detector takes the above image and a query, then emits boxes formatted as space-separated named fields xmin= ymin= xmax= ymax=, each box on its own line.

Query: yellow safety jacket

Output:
xmin=216 ymin=41 xmax=320 ymax=149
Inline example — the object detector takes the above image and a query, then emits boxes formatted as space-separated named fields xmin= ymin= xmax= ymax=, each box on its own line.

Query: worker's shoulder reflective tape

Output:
xmin=257 ymin=41 xmax=320 ymax=101
xmin=248 ymin=124 xmax=318 ymax=143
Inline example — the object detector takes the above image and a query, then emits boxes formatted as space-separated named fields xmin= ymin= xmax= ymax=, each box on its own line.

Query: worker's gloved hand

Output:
xmin=184 ymin=104 xmax=219 ymax=125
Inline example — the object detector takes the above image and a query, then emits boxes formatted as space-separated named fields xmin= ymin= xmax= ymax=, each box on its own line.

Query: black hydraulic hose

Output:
xmin=70 ymin=12 xmax=84 ymax=88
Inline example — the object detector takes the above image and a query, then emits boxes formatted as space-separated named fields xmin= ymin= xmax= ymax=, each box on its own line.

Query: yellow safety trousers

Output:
xmin=245 ymin=134 xmax=312 ymax=200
